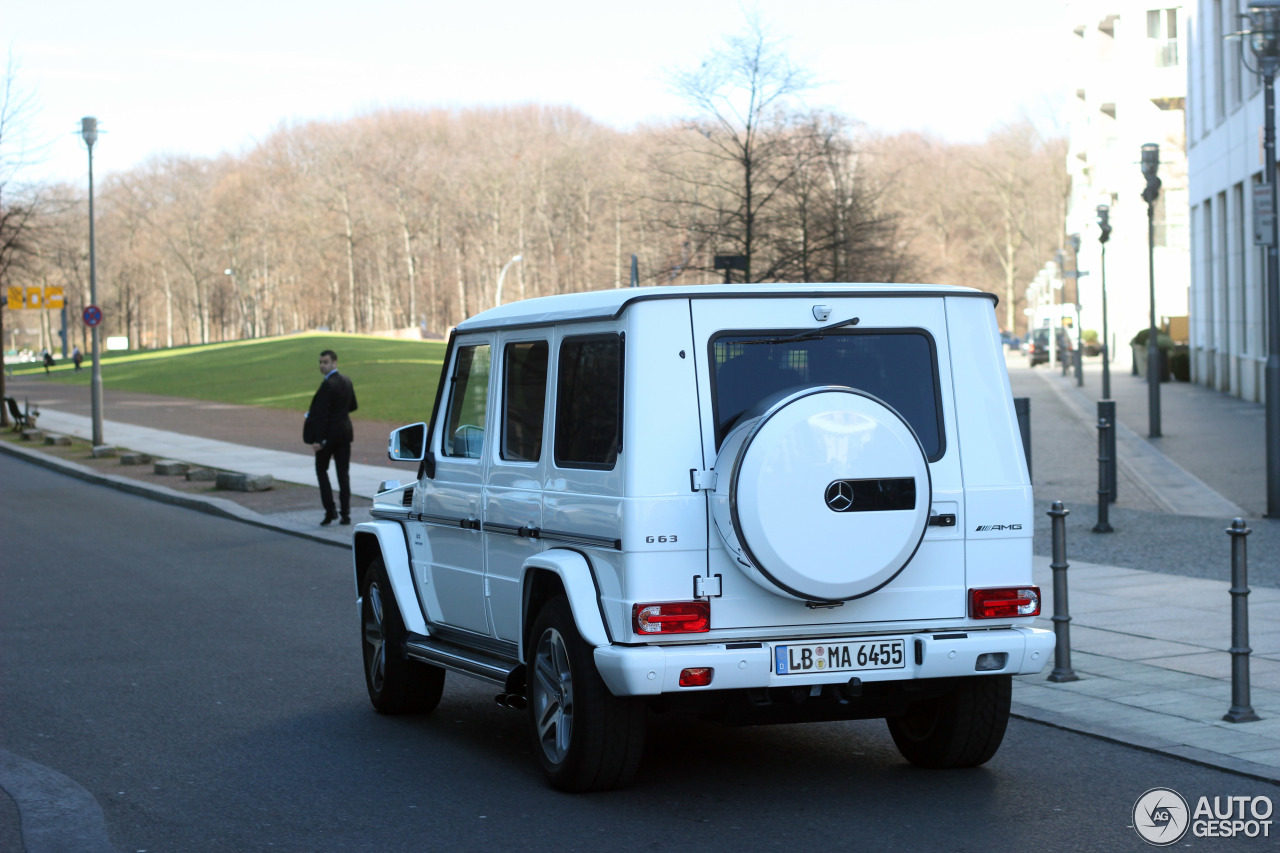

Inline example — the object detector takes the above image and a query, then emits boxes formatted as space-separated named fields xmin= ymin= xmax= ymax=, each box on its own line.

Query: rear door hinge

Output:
xmin=694 ymin=574 xmax=723 ymax=598
xmin=690 ymin=469 xmax=718 ymax=491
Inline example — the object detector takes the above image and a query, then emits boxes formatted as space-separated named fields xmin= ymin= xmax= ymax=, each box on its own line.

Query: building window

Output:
xmin=1214 ymin=0 xmax=1225 ymax=120
xmin=1149 ymin=8 xmax=1179 ymax=67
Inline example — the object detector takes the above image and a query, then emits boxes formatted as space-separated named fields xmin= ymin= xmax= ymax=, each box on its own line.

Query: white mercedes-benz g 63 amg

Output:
xmin=353 ymin=283 xmax=1053 ymax=791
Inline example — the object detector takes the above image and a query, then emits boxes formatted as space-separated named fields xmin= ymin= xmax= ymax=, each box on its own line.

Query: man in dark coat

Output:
xmin=304 ymin=349 xmax=358 ymax=525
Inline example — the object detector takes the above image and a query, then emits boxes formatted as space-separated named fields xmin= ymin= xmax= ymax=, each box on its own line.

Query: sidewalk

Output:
xmin=5 ymin=370 xmax=1280 ymax=782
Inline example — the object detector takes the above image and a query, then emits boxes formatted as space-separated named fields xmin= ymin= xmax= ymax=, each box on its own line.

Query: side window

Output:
xmin=554 ymin=334 xmax=622 ymax=469
xmin=501 ymin=340 xmax=549 ymax=462
xmin=442 ymin=344 xmax=491 ymax=458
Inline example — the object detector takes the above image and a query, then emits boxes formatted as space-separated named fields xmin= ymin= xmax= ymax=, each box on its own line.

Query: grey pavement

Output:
xmin=5 ymin=359 xmax=1280 ymax=783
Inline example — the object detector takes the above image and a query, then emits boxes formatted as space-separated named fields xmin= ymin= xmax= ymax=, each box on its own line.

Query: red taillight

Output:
xmin=633 ymin=601 xmax=710 ymax=634
xmin=679 ymin=667 xmax=714 ymax=687
xmin=969 ymin=587 xmax=1041 ymax=619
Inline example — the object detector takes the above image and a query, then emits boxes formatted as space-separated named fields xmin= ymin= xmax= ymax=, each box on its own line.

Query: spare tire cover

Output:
xmin=710 ymin=387 xmax=931 ymax=602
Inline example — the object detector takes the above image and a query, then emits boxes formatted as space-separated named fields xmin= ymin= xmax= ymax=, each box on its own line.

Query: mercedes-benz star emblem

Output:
xmin=825 ymin=480 xmax=855 ymax=512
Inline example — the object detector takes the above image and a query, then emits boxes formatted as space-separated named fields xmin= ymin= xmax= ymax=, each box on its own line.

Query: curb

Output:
xmin=1010 ymin=705 xmax=1280 ymax=785
xmin=0 ymin=439 xmax=347 ymax=550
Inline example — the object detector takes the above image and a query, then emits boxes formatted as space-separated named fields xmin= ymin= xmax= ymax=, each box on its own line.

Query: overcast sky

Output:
xmin=6 ymin=0 xmax=1069 ymax=186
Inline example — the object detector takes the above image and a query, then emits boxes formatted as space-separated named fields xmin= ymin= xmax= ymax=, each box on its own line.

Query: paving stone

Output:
xmin=20 ymin=429 xmax=45 ymax=442
xmin=42 ymin=434 xmax=71 ymax=446
xmin=215 ymin=472 xmax=274 ymax=492
xmin=185 ymin=467 xmax=218 ymax=482
xmin=91 ymin=445 xmax=117 ymax=458
xmin=154 ymin=459 xmax=190 ymax=475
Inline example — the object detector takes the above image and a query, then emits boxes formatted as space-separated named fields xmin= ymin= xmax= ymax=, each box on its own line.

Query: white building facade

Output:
xmin=1186 ymin=0 xmax=1272 ymax=400
xmin=1063 ymin=1 xmax=1190 ymax=370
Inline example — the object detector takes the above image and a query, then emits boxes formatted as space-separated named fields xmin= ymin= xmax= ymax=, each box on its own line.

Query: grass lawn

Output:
xmin=9 ymin=333 xmax=447 ymax=425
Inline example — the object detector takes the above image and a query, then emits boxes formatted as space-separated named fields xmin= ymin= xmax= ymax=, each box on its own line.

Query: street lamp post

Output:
xmin=494 ymin=254 xmax=522 ymax=308
xmin=1096 ymin=204 xmax=1113 ymax=400
xmin=1243 ymin=0 xmax=1280 ymax=517
xmin=1141 ymin=142 xmax=1163 ymax=438
xmin=81 ymin=116 xmax=104 ymax=447
xmin=1070 ymin=233 xmax=1084 ymax=386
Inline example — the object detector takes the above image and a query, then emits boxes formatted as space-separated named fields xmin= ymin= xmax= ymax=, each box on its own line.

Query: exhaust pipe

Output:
xmin=494 ymin=693 xmax=527 ymax=710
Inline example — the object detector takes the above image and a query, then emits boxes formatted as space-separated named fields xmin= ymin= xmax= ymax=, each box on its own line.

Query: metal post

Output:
xmin=1142 ymin=141 xmax=1163 ymax=438
xmin=1093 ymin=416 xmax=1114 ymax=533
xmin=1100 ymin=242 xmax=1111 ymax=400
xmin=1223 ymin=519 xmax=1260 ymax=722
xmin=1014 ymin=397 xmax=1031 ymax=481
xmin=1264 ymin=68 xmax=1280 ymax=518
xmin=85 ymin=121 xmax=104 ymax=448
xmin=1146 ymin=198 xmax=1161 ymax=437
xmin=1099 ymin=400 xmax=1118 ymax=503
xmin=1047 ymin=501 xmax=1079 ymax=682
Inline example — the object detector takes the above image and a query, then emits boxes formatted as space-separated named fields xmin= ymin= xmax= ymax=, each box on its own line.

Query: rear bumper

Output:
xmin=593 ymin=626 xmax=1054 ymax=697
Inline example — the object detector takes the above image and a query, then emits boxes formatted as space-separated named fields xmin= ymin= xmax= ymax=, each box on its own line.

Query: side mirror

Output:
xmin=388 ymin=422 xmax=428 ymax=462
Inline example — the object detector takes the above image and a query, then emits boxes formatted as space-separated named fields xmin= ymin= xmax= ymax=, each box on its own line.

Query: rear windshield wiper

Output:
xmin=734 ymin=316 xmax=860 ymax=346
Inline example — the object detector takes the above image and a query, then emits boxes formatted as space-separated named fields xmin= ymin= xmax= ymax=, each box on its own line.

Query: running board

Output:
xmin=403 ymin=634 xmax=516 ymax=687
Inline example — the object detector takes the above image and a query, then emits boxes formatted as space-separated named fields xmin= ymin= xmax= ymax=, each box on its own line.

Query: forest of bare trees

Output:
xmin=1 ymin=28 xmax=1066 ymax=355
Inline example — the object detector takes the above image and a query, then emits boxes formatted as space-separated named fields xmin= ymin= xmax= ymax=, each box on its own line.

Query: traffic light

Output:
xmin=1141 ymin=143 xmax=1162 ymax=204
xmin=1096 ymin=204 xmax=1111 ymax=244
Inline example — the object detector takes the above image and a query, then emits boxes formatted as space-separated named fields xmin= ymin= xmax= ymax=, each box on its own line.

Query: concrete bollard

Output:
xmin=1223 ymin=519 xmax=1260 ymax=723
xmin=1093 ymin=415 xmax=1114 ymax=533
xmin=1047 ymin=501 xmax=1079 ymax=683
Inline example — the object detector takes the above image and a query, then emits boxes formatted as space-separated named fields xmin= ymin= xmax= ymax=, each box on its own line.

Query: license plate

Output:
xmin=774 ymin=638 xmax=906 ymax=675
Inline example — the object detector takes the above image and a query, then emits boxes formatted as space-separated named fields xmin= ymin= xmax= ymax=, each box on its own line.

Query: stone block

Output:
xmin=43 ymin=434 xmax=72 ymax=446
xmin=120 ymin=452 xmax=154 ymax=466
xmin=91 ymin=445 xmax=117 ymax=458
xmin=154 ymin=460 xmax=190 ymax=475
xmin=215 ymin=472 xmax=274 ymax=492
xmin=20 ymin=429 xmax=45 ymax=442
xmin=186 ymin=468 xmax=218 ymax=482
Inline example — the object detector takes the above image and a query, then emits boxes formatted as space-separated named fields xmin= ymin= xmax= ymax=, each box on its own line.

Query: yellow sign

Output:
xmin=24 ymin=286 xmax=43 ymax=310
xmin=44 ymin=286 xmax=65 ymax=310
xmin=4 ymin=286 xmax=20 ymax=309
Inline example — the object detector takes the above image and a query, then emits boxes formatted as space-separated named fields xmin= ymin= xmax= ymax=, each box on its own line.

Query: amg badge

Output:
xmin=974 ymin=523 xmax=1023 ymax=532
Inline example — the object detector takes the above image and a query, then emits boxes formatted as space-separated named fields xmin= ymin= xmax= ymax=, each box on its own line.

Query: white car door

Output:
xmin=410 ymin=336 xmax=493 ymax=636
xmin=482 ymin=335 xmax=550 ymax=643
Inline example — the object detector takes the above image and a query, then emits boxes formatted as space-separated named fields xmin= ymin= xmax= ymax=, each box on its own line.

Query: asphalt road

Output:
xmin=2 ymin=453 xmax=1278 ymax=852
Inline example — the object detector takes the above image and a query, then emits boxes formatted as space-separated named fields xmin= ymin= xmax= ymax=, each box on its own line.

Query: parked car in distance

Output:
xmin=1000 ymin=331 xmax=1021 ymax=350
xmin=1026 ymin=327 xmax=1072 ymax=366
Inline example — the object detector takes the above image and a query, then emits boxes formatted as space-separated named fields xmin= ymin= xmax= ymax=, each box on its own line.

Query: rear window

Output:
xmin=711 ymin=330 xmax=944 ymax=459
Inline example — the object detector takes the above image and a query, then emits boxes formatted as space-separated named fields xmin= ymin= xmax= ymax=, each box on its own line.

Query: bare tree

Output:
xmin=657 ymin=16 xmax=814 ymax=282
xmin=0 ymin=52 xmax=49 ymax=423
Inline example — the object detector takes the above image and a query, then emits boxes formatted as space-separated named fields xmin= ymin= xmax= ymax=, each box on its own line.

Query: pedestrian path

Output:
xmin=1019 ymin=556 xmax=1280 ymax=780
xmin=7 ymin=399 xmax=1280 ymax=782
xmin=35 ymin=409 xmax=406 ymax=501
xmin=1031 ymin=366 xmax=1247 ymax=518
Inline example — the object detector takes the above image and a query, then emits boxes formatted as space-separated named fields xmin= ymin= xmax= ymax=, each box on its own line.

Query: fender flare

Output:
xmin=521 ymin=549 xmax=610 ymax=657
xmin=352 ymin=520 xmax=428 ymax=637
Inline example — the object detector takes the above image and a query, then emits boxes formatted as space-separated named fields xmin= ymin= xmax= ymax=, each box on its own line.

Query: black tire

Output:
xmin=527 ymin=596 xmax=646 ymax=792
xmin=361 ymin=556 xmax=445 ymax=715
xmin=886 ymin=675 xmax=1012 ymax=768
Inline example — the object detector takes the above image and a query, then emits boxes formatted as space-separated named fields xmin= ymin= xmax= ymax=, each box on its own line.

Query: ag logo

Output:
xmin=1133 ymin=787 xmax=1189 ymax=845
